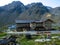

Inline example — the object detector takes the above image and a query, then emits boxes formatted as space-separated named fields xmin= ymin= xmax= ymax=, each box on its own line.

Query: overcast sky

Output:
xmin=0 ymin=0 xmax=60 ymax=8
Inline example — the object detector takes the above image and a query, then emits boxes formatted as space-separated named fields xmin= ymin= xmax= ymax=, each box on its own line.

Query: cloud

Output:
xmin=19 ymin=0 xmax=41 ymax=5
xmin=0 ymin=0 xmax=14 ymax=6
xmin=19 ymin=0 xmax=60 ymax=8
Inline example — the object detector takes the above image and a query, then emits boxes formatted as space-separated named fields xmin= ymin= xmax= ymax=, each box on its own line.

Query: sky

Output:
xmin=0 ymin=0 xmax=60 ymax=8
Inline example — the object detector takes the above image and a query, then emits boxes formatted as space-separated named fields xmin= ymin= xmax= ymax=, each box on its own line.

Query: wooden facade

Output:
xmin=16 ymin=19 xmax=54 ymax=31
xmin=16 ymin=23 xmax=30 ymax=31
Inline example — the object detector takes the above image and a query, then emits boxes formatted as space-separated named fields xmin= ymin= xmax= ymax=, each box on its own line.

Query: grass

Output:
xmin=0 ymin=32 xmax=7 ymax=38
xmin=16 ymin=34 xmax=60 ymax=45
xmin=0 ymin=32 xmax=60 ymax=45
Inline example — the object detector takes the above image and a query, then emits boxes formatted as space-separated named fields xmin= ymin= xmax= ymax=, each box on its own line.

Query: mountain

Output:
xmin=50 ymin=7 xmax=60 ymax=26
xmin=17 ymin=3 xmax=49 ymax=20
xmin=15 ymin=5 xmax=60 ymax=27
xmin=0 ymin=1 xmax=26 ymax=27
xmin=0 ymin=1 xmax=60 ymax=27
xmin=17 ymin=2 xmax=60 ymax=27
xmin=51 ymin=7 xmax=60 ymax=15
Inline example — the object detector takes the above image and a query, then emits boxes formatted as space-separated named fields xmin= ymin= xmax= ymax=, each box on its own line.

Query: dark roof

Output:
xmin=44 ymin=19 xmax=54 ymax=22
xmin=16 ymin=20 xmax=35 ymax=23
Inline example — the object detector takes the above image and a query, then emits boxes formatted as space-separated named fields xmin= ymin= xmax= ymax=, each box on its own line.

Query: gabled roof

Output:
xmin=44 ymin=19 xmax=54 ymax=22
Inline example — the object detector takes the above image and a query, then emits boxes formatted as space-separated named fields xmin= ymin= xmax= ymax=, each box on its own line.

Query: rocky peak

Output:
xmin=2 ymin=1 xmax=25 ymax=11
